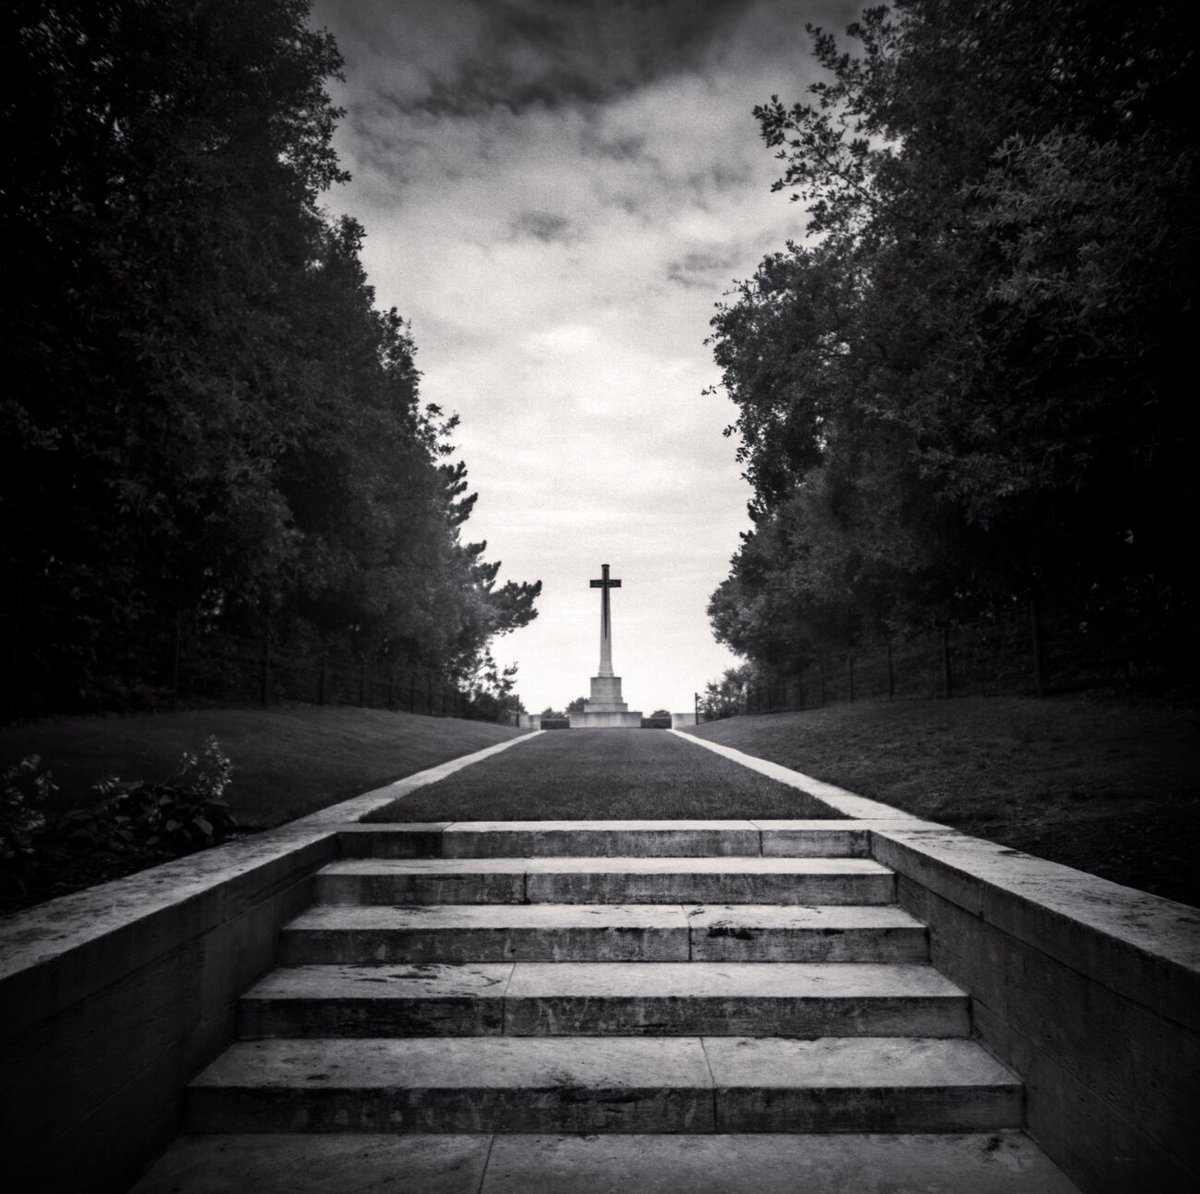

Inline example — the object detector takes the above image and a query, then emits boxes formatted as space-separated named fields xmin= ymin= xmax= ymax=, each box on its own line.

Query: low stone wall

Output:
xmin=0 ymin=733 xmax=537 ymax=1194
xmin=870 ymin=826 xmax=1200 ymax=1194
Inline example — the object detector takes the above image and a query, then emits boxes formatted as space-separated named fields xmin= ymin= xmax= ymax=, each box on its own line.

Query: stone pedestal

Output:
xmin=585 ymin=674 xmax=628 ymax=712
xmin=570 ymin=709 xmax=644 ymax=728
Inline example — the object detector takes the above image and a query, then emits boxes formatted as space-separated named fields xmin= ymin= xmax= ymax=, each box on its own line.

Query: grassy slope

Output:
xmin=389 ymin=727 xmax=839 ymax=821
xmin=0 ymin=706 xmax=522 ymax=828
xmin=689 ymin=695 xmax=1200 ymax=907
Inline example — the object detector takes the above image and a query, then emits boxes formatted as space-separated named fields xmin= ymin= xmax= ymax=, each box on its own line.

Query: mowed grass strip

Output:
xmin=688 ymin=696 xmax=1200 ymax=907
xmin=0 ymin=706 xmax=523 ymax=828
xmin=386 ymin=728 xmax=841 ymax=821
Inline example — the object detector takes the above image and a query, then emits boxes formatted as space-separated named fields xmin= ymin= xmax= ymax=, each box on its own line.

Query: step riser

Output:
xmin=339 ymin=829 xmax=871 ymax=859
xmin=314 ymin=873 xmax=896 ymax=906
xmin=238 ymin=997 xmax=969 ymax=1040
xmin=278 ymin=926 xmax=929 ymax=966
xmin=186 ymin=1085 xmax=1020 ymax=1135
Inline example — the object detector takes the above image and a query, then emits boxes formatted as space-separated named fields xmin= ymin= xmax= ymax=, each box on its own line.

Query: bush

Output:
xmin=641 ymin=716 xmax=672 ymax=729
xmin=0 ymin=736 xmax=240 ymax=909
xmin=540 ymin=718 xmax=571 ymax=730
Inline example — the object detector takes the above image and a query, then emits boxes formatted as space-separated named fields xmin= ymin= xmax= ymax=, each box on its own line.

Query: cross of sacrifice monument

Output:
xmin=570 ymin=563 xmax=644 ymax=728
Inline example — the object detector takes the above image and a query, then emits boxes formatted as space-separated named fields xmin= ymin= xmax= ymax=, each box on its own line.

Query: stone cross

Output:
xmin=589 ymin=563 xmax=622 ymax=678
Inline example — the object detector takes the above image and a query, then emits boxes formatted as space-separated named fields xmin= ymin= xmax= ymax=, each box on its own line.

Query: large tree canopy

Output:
xmin=1 ymin=0 xmax=539 ymax=708
xmin=708 ymin=0 xmax=1198 ymax=673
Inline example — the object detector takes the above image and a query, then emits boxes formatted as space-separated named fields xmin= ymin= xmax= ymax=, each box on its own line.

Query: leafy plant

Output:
xmin=0 ymin=756 xmax=56 ymax=891
xmin=98 ymin=736 xmax=238 ymax=853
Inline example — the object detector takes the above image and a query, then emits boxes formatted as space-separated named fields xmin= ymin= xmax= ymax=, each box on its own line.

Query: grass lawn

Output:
xmin=386 ymin=727 xmax=840 ymax=821
xmin=689 ymin=695 xmax=1200 ymax=908
xmin=0 ymin=705 xmax=522 ymax=828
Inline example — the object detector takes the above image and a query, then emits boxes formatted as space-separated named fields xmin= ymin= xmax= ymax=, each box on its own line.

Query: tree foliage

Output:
xmin=708 ymin=0 xmax=1199 ymax=673
xmin=1 ymin=0 xmax=539 ymax=708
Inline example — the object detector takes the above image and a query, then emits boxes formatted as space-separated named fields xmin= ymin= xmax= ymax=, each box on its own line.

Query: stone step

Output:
xmin=314 ymin=857 xmax=896 ymax=906
xmin=131 ymin=1132 xmax=1082 ymax=1194
xmin=338 ymin=820 xmax=870 ymax=859
xmin=238 ymin=962 xmax=969 ymax=1039
xmin=278 ymin=903 xmax=930 ymax=965
xmin=186 ymin=1036 xmax=1023 ymax=1135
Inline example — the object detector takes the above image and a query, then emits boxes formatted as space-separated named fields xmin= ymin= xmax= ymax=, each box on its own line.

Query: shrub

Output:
xmin=641 ymin=716 xmax=672 ymax=729
xmin=0 ymin=756 xmax=55 ymax=892
xmin=540 ymin=718 xmax=571 ymax=730
xmin=0 ymin=736 xmax=240 ymax=908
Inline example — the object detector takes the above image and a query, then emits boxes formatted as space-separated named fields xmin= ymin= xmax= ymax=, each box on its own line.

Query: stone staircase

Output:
xmin=136 ymin=822 xmax=1080 ymax=1191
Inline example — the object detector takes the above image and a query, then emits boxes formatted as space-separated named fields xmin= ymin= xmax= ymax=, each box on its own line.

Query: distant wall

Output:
xmin=871 ymin=826 xmax=1200 ymax=1194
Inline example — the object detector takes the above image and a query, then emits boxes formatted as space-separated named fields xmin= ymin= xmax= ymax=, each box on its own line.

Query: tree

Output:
xmin=708 ymin=1 xmax=1199 ymax=674
xmin=0 ymin=0 xmax=540 ymax=711
xmin=565 ymin=696 xmax=588 ymax=714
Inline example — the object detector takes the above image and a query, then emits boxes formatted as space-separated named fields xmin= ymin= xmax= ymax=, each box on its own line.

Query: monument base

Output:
xmin=570 ymin=710 xmax=644 ymax=728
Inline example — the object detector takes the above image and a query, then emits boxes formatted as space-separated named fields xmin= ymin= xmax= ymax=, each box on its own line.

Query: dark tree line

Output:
xmin=1 ymin=0 xmax=539 ymax=711
xmin=707 ymin=0 xmax=1198 ymax=679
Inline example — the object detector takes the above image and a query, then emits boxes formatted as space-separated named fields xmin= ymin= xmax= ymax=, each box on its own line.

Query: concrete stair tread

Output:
xmin=192 ymin=1035 xmax=1017 ymax=1091
xmin=246 ymin=961 xmax=965 ymax=1001
xmin=319 ymin=856 xmax=891 ymax=876
xmin=340 ymin=820 xmax=869 ymax=858
xmin=278 ymin=902 xmax=931 ymax=964
xmin=186 ymin=1035 xmax=1022 ymax=1133
xmin=238 ymin=962 xmax=967 ymax=1038
xmin=131 ymin=1132 xmax=1082 ymax=1194
xmin=315 ymin=857 xmax=896 ymax=905
xmin=284 ymin=901 xmax=924 ymax=930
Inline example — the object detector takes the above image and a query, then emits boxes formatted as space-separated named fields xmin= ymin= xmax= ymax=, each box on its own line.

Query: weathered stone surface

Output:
xmin=441 ymin=820 xmax=763 ymax=858
xmin=520 ymin=857 xmax=895 ymax=905
xmin=315 ymin=856 xmax=896 ymax=906
xmin=873 ymin=826 xmax=1200 ymax=1032
xmin=751 ymin=821 xmax=872 ymax=857
xmin=337 ymin=824 xmax=450 ymax=858
xmin=131 ymin=1131 xmax=1083 ymax=1194
xmin=315 ymin=858 xmax=529 ymax=905
xmin=130 ymin=1133 xmax=492 ymax=1193
xmin=187 ymin=1037 xmax=716 ymax=1133
xmin=704 ymin=1036 xmax=1023 ymax=1132
xmin=481 ymin=1132 xmax=1081 ymax=1194
xmin=687 ymin=904 xmax=929 ymax=963
xmin=501 ymin=961 xmax=968 ymax=1037
xmin=278 ymin=904 xmax=694 ymax=964
xmin=238 ymin=963 xmax=513 ymax=1037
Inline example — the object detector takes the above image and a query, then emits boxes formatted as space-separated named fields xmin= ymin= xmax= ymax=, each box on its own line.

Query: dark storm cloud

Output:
xmin=511 ymin=210 xmax=578 ymax=243
xmin=317 ymin=0 xmax=747 ymax=117
xmin=665 ymin=247 xmax=742 ymax=288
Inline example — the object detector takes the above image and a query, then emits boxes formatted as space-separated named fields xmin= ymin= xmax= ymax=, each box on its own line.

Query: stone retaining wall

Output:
xmin=871 ymin=826 xmax=1200 ymax=1194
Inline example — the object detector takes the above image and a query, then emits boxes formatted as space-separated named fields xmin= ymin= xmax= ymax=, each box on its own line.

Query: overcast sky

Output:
xmin=310 ymin=0 xmax=863 ymax=714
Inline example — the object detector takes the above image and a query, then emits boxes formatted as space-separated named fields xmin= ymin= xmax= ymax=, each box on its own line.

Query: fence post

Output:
xmin=426 ymin=677 xmax=433 ymax=715
xmin=694 ymin=691 xmax=700 ymax=725
xmin=359 ymin=660 xmax=366 ymax=707
xmin=318 ymin=653 xmax=327 ymax=705
xmin=1030 ymin=596 xmax=1045 ymax=696
xmin=169 ymin=612 xmax=182 ymax=712
xmin=409 ymin=674 xmax=416 ymax=712
xmin=388 ymin=666 xmax=395 ymax=712
xmin=818 ymin=660 xmax=826 ymax=706
xmin=942 ymin=623 xmax=952 ymax=698
xmin=886 ymin=640 xmax=894 ymax=700
xmin=848 ymin=655 xmax=855 ymax=702
xmin=259 ymin=629 xmax=270 ymax=709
